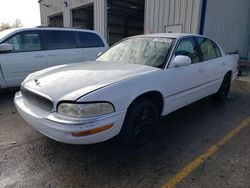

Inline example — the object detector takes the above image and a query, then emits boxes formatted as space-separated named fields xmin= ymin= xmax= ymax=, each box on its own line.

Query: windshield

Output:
xmin=97 ymin=37 xmax=174 ymax=68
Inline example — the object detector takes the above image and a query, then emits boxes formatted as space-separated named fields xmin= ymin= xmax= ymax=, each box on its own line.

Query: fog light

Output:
xmin=72 ymin=124 xmax=113 ymax=137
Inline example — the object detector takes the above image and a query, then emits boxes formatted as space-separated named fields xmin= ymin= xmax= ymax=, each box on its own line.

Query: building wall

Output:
xmin=40 ymin=0 xmax=203 ymax=37
xmin=39 ymin=0 xmax=250 ymax=60
xmin=39 ymin=0 xmax=107 ymax=38
xmin=144 ymin=0 xmax=203 ymax=34
xmin=204 ymin=0 xmax=250 ymax=58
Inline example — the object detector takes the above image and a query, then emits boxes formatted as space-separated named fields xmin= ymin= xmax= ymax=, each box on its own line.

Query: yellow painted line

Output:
xmin=162 ymin=116 xmax=250 ymax=188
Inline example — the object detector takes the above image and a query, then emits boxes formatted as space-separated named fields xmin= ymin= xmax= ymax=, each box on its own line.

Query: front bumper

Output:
xmin=14 ymin=92 xmax=126 ymax=144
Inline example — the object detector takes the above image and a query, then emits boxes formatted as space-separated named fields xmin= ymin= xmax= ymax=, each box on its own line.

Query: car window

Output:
xmin=45 ymin=31 xmax=77 ymax=50
xmin=5 ymin=34 xmax=22 ymax=51
xmin=196 ymin=37 xmax=218 ymax=61
xmin=213 ymin=42 xmax=222 ymax=57
xmin=175 ymin=37 xmax=199 ymax=64
xmin=77 ymin=32 xmax=105 ymax=48
xmin=5 ymin=32 xmax=42 ymax=52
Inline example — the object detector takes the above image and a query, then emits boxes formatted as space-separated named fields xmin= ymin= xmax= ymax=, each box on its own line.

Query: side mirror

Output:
xmin=173 ymin=55 xmax=191 ymax=67
xmin=0 ymin=43 xmax=13 ymax=52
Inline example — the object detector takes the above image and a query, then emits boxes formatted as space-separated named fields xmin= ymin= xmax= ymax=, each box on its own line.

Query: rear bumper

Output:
xmin=14 ymin=92 xmax=126 ymax=144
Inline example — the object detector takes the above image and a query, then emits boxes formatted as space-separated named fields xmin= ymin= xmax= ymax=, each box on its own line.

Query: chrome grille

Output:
xmin=21 ymin=87 xmax=54 ymax=112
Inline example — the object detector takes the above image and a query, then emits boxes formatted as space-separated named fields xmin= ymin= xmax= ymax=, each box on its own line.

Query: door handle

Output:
xmin=34 ymin=54 xmax=44 ymax=58
xmin=198 ymin=67 xmax=205 ymax=73
xmin=222 ymin=61 xmax=226 ymax=66
xmin=48 ymin=54 xmax=58 ymax=57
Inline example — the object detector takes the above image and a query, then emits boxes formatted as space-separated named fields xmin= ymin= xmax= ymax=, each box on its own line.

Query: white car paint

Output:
xmin=14 ymin=33 xmax=238 ymax=145
xmin=0 ymin=27 xmax=108 ymax=88
xmin=22 ymin=61 xmax=158 ymax=105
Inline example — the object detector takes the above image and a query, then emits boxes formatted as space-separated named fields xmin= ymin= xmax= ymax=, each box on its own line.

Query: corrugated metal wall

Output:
xmin=39 ymin=0 xmax=107 ymax=38
xmin=204 ymin=0 xmax=250 ymax=58
xmin=144 ymin=0 xmax=203 ymax=34
xmin=40 ymin=0 xmax=203 ymax=39
xmin=39 ymin=0 xmax=250 ymax=59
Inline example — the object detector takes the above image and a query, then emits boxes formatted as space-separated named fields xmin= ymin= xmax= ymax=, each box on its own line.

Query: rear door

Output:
xmin=0 ymin=30 xmax=46 ymax=87
xmin=195 ymin=37 xmax=224 ymax=92
xmin=44 ymin=30 xmax=83 ymax=67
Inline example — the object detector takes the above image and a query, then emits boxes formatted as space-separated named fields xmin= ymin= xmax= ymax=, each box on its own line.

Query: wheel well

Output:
xmin=128 ymin=91 xmax=164 ymax=115
xmin=226 ymin=70 xmax=232 ymax=78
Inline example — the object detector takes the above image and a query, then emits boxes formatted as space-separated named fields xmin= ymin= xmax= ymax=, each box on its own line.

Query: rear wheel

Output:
xmin=212 ymin=74 xmax=231 ymax=101
xmin=119 ymin=99 xmax=160 ymax=146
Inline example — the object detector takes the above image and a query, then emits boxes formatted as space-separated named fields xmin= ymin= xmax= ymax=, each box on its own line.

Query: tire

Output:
xmin=238 ymin=70 xmax=242 ymax=76
xmin=212 ymin=74 xmax=231 ymax=101
xmin=118 ymin=99 xmax=160 ymax=146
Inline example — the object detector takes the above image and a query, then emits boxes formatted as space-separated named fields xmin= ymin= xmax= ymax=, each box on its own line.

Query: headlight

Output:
xmin=57 ymin=102 xmax=115 ymax=118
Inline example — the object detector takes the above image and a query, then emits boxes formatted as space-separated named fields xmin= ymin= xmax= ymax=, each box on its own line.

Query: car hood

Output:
xmin=22 ymin=61 xmax=159 ymax=102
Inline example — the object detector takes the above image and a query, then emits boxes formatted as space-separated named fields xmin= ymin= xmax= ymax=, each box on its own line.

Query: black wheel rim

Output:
xmin=220 ymin=77 xmax=230 ymax=97
xmin=131 ymin=105 xmax=157 ymax=142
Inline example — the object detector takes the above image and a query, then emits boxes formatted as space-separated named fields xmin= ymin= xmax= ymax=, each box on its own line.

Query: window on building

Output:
xmin=72 ymin=4 xmax=94 ymax=30
xmin=107 ymin=0 xmax=145 ymax=45
xmin=49 ymin=14 xmax=63 ymax=27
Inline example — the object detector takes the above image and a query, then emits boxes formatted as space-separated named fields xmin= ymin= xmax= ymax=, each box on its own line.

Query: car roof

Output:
xmin=0 ymin=27 xmax=104 ymax=43
xmin=131 ymin=33 xmax=203 ymax=39
xmin=2 ymin=27 xmax=101 ymax=33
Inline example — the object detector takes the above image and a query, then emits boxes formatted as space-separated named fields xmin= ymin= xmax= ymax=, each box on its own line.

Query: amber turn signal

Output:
xmin=72 ymin=124 xmax=113 ymax=137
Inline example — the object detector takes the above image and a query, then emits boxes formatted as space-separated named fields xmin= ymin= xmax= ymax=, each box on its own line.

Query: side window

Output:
xmin=175 ymin=37 xmax=199 ymax=64
xmin=213 ymin=42 xmax=222 ymax=58
xmin=5 ymin=34 xmax=22 ymax=51
xmin=197 ymin=37 xmax=218 ymax=61
xmin=5 ymin=32 xmax=41 ymax=52
xmin=45 ymin=31 xmax=77 ymax=50
xmin=77 ymin=32 xmax=105 ymax=48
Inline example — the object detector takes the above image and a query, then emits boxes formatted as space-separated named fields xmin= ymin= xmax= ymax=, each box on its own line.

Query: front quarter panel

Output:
xmin=76 ymin=70 xmax=166 ymax=114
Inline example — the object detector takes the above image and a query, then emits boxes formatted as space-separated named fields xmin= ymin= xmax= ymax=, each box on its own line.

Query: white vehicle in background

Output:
xmin=15 ymin=33 xmax=238 ymax=146
xmin=0 ymin=27 xmax=108 ymax=88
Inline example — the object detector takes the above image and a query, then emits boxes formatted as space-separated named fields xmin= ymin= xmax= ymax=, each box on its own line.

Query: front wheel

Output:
xmin=212 ymin=74 xmax=231 ymax=101
xmin=118 ymin=99 xmax=160 ymax=146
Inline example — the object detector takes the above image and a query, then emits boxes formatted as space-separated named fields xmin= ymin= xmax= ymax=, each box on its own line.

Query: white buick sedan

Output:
xmin=15 ymin=33 xmax=238 ymax=146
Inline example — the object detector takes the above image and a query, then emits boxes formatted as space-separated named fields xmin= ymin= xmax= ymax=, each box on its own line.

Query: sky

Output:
xmin=0 ymin=0 xmax=41 ymax=27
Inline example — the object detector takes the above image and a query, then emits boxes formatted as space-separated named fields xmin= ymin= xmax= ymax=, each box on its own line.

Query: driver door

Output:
xmin=163 ymin=37 xmax=208 ymax=114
